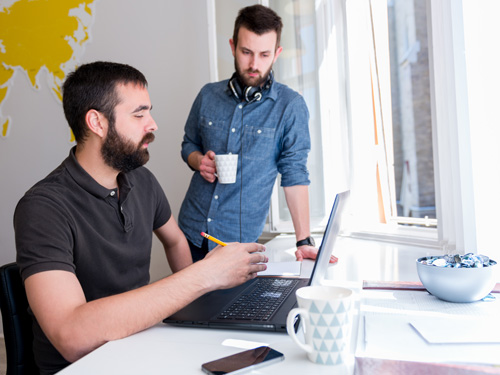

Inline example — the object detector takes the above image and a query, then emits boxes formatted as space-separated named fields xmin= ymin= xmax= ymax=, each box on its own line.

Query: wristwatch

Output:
xmin=296 ymin=236 xmax=315 ymax=248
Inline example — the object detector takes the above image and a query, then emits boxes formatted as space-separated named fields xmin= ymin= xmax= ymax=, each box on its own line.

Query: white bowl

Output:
xmin=416 ymin=256 xmax=497 ymax=303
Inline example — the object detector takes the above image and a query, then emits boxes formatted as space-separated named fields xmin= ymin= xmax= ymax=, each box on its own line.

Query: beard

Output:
xmin=234 ymin=59 xmax=273 ymax=88
xmin=101 ymin=124 xmax=155 ymax=173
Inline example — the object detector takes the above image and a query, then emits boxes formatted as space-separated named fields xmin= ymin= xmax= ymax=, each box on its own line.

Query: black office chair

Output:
xmin=0 ymin=262 xmax=38 ymax=375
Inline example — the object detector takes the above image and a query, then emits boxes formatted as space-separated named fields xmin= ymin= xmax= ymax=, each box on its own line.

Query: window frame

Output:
xmin=344 ymin=0 xmax=477 ymax=251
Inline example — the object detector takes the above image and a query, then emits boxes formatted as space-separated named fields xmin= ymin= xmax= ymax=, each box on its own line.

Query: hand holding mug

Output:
xmin=199 ymin=151 xmax=216 ymax=183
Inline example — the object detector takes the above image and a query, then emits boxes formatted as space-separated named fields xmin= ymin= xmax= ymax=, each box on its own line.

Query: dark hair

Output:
xmin=62 ymin=61 xmax=148 ymax=143
xmin=232 ymin=5 xmax=283 ymax=50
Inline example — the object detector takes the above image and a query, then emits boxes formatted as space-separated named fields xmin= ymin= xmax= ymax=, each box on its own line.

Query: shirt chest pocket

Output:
xmin=242 ymin=126 xmax=276 ymax=161
xmin=200 ymin=116 xmax=229 ymax=153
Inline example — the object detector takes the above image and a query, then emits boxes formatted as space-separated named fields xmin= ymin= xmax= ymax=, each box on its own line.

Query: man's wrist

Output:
xmin=296 ymin=236 xmax=315 ymax=248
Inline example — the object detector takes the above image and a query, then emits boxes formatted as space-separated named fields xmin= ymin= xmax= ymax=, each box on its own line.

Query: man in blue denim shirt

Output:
xmin=179 ymin=5 xmax=335 ymax=263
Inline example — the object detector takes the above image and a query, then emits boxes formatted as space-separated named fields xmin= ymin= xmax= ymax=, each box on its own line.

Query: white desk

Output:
xmin=57 ymin=324 xmax=354 ymax=375
xmin=56 ymin=236 xmax=500 ymax=374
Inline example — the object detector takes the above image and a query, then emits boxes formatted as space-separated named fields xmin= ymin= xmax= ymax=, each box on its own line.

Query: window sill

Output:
xmin=344 ymin=224 xmax=442 ymax=250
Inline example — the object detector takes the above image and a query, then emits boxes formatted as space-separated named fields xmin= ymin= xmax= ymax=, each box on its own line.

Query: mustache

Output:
xmin=142 ymin=132 xmax=155 ymax=145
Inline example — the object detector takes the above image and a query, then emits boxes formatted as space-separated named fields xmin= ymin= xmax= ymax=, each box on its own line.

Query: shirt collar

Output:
xmin=64 ymin=146 xmax=132 ymax=199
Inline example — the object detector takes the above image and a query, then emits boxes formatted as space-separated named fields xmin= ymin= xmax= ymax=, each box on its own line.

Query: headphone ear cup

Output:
xmin=228 ymin=74 xmax=266 ymax=103
xmin=244 ymin=86 xmax=261 ymax=102
xmin=229 ymin=76 xmax=243 ymax=100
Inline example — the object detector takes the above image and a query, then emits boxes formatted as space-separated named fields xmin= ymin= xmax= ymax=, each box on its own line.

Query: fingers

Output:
xmin=207 ymin=150 xmax=216 ymax=160
xmin=203 ymin=242 xmax=268 ymax=288
xmin=249 ymin=262 xmax=267 ymax=274
xmin=225 ymin=242 xmax=267 ymax=263
xmin=296 ymin=246 xmax=339 ymax=264
xmin=200 ymin=152 xmax=217 ymax=182
xmin=295 ymin=246 xmax=317 ymax=261
xmin=295 ymin=249 xmax=304 ymax=262
xmin=295 ymin=247 xmax=313 ymax=261
xmin=246 ymin=262 xmax=267 ymax=281
xmin=248 ymin=251 xmax=268 ymax=264
xmin=244 ymin=242 xmax=266 ymax=254
xmin=200 ymin=171 xmax=216 ymax=183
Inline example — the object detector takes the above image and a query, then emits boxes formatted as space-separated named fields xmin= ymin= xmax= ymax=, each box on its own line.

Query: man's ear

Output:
xmin=229 ymin=38 xmax=236 ymax=57
xmin=273 ymin=46 xmax=283 ymax=64
xmin=86 ymin=109 xmax=106 ymax=138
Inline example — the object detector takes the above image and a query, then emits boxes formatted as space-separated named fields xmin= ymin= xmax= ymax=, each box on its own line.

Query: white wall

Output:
xmin=0 ymin=1 xmax=212 ymax=333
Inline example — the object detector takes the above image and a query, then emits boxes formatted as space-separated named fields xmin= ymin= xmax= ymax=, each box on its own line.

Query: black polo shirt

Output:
xmin=14 ymin=147 xmax=171 ymax=374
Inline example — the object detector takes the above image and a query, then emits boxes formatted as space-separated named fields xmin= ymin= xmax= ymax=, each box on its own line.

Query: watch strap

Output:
xmin=296 ymin=236 xmax=315 ymax=248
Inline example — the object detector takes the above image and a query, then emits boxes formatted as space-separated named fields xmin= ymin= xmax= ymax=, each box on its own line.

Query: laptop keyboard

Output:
xmin=215 ymin=278 xmax=299 ymax=321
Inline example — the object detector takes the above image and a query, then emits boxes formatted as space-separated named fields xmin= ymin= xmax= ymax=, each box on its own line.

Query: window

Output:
xmin=208 ymin=0 xmax=489 ymax=256
xmin=345 ymin=0 xmax=439 ymax=245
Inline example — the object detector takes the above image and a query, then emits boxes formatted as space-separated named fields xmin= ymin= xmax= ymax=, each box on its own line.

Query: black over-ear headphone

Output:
xmin=228 ymin=71 xmax=273 ymax=103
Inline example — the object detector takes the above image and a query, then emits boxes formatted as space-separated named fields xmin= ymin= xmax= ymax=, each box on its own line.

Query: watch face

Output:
xmin=308 ymin=236 xmax=315 ymax=247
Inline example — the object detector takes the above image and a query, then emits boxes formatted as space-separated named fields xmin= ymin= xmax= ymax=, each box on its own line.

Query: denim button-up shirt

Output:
xmin=178 ymin=78 xmax=310 ymax=250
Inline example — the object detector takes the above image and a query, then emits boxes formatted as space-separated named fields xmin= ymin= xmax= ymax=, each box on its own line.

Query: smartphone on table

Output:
xmin=201 ymin=346 xmax=284 ymax=375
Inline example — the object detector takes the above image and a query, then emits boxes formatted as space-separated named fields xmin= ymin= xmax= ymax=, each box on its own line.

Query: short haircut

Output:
xmin=62 ymin=61 xmax=148 ymax=143
xmin=232 ymin=4 xmax=283 ymax=50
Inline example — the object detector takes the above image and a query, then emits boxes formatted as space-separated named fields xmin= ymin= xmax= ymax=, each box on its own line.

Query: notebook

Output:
xmin=163 ymin=190 xmax=350 ymax=332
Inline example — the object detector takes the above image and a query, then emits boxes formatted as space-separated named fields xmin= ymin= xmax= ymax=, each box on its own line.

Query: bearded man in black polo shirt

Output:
xmin=14 ymin=61 xmax=268 ymax=375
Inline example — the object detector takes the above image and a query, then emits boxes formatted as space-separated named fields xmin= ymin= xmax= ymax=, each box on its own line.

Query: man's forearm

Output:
xmin=283 ymin=185 xmax=310 ymax=240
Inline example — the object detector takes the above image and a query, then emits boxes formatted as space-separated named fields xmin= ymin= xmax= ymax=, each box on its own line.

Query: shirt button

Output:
xmin=207 ymin=218 xmax=212 ymax=222
xmin=208 ymin=121 xmax=213 ymax=126
xmin=257 ymin=129 xmax=262 ymax=134
xmin=214 ymin=195 xmax=219 ymax=200
xmin=238 ymin=104 xmax=243 ymax=109
xmin=231 ymin=128 xmax=236 ymax=133
xmin=110 ymin=191 xmax=115 ymax=196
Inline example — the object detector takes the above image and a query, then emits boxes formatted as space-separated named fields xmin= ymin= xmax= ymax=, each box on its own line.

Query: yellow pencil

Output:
xmin=200 ymin=232 xmax=227 ymax=247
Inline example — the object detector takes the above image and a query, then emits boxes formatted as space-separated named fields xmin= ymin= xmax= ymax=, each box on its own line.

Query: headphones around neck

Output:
xmin=228 ymin=71 xmax=273 ymax=103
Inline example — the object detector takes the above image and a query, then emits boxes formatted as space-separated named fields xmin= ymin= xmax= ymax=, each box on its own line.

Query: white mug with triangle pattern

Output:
xmin=286 ymin=285 xmax=353 ymax=366
xmin=214 ymin=154 xmax=238 ymax=184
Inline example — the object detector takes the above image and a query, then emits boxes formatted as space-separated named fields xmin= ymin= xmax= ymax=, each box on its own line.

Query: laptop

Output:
xmin=163 ymin=190 xmax=350 ymax=332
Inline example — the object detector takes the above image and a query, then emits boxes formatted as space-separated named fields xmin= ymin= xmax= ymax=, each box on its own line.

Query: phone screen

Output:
xmin=201 ymin=346 xmax=284 ymax=375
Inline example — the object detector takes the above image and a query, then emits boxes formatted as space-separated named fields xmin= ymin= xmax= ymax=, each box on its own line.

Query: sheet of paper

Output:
xmin=409 ymin=316 xmax=500 ymax=344
xmin=257 ymin=261 xmax=301 ymax=276
xmin=358 ymin=312 xmax=500 ymax=365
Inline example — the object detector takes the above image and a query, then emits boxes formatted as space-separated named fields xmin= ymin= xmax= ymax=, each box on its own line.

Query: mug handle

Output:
xmin=286 ymin=308 xmax=313 ymax=353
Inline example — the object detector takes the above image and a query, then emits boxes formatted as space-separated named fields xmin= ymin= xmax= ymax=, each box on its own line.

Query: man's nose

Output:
xmin=249 ymin=56 xmax=258 ymax=70
xmin=148 ymin=116 xmax=158 ymax=132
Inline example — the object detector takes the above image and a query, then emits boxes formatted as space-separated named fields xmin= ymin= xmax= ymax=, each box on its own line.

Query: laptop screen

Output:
xmin=309 ymin=190 xmax=350 ymax=286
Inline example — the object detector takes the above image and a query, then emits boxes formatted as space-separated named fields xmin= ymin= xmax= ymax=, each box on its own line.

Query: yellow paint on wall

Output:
xmin=0 ymin=0 xmax=95 ymax=140
xmin=0 ymin=66 xmax=15 ymax=87
xmin=0 ymin=0 xmax=94 ymax=89
xmin=0 ymin=86 xmax=8 ymax=104
xmin=2 ymin=118 xmax=9 ymax=138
